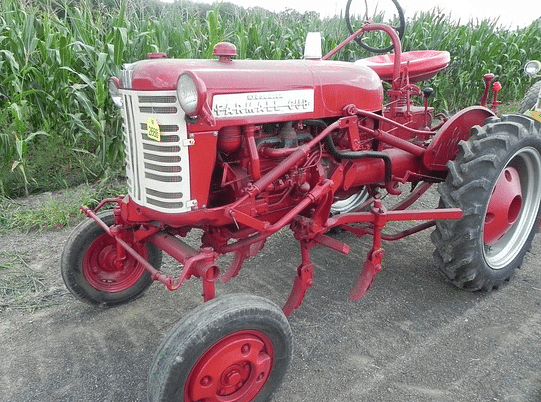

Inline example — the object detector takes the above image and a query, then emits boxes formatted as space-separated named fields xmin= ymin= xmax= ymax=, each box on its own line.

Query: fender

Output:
xmin=423 ymin=106 xmax=495 ymax=171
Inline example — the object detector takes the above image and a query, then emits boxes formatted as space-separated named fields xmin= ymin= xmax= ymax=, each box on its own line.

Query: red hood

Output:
xmin=121 ymin=58 xmax=384 ymax=116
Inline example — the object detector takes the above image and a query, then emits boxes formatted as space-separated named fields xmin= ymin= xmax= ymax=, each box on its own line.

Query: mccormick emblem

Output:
xmin=212 ymin=89 xmax=315 ymax=118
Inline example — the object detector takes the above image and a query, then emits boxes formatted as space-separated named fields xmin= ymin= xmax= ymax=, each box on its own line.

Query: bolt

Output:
xmin=200 ymin=376 xmax=211 ymax=386
xmin=225 ymin=371 xmax=241 ymax=385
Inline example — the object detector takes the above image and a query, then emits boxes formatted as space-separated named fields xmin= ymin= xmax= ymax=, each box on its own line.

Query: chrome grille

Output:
xmin=120 ymin=90 xmax=192 ymax=213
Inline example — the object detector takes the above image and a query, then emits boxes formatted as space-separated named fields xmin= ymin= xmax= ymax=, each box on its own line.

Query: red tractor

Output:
xmin=61 ymin=1 xmax=541 ymax=400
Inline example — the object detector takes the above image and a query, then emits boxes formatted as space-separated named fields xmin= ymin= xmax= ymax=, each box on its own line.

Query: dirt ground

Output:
xmin=1 ymin=186 xmax=541 ymax=402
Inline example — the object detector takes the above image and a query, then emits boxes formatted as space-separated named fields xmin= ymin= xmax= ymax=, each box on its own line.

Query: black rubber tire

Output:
xmin=148 ymin=294 xmax=292 ymax=402
xmin=61 ymin=210 xmax=162 ymax=307
xmin=431 ymin=114 xmax=541 ymax=291
xmin=519 ymin=80 xmax=541 ymax=114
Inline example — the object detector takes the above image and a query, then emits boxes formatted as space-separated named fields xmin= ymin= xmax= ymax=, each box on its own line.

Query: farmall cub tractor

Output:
xmin=61 ymin=1 xmax=541 ymax=401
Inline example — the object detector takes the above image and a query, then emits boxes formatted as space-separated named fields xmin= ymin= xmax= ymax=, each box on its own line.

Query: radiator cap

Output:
xmin=213 ymin=42 xmax=237 ymax=62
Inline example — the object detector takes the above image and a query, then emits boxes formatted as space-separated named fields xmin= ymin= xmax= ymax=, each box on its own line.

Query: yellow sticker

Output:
xmin=147 ymin=117 xmax=161 ymax=141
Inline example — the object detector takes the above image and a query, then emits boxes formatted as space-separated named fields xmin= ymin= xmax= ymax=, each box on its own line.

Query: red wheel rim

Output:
xmin=186 ymin=330 xmax=275 ymax=401
xmin=484 ymin=166 xmax=523 ymax=245
xmin=82 ymin=232 xmax=148 ymax=293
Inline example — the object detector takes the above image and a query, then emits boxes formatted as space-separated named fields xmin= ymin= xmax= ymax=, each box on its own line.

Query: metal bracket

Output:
xmin=186 ymin=199 xmax=198 ymax=209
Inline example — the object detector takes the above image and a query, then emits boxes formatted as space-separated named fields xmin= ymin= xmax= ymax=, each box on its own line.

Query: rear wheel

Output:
xmin=432 ymin=114 xmax=541 ymax=291
xmin=519 ymin=80 xmax=541 ymax=114
xmin=61 ymin=210 xmax=162 ymax=307
xmin=148 ymin=294 xmax=292 ymax=402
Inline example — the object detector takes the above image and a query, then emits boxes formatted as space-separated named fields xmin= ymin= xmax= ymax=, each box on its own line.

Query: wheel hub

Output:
xmin=83 ymin=233 xmax=147 ymax=292
xmin=222 ymin=366 xmax=242 ymax=387
xmin=484 ymin=166 xmax=523 ymax=245
xmin=187 ymin=331 xmax=274 ymax=401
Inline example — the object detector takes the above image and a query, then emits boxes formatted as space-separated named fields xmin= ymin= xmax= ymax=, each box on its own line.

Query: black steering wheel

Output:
xmin=345 ymin=0 xmax=405 ymax=54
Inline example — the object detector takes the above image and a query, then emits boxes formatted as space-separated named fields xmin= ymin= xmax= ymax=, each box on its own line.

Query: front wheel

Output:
xmin=432 ymin=114 xmax=541 ymax=291
xmin=61 ymin=210 xmax=162 ymax=307
xmin=148 ymin=294 xmax=292 ymax=402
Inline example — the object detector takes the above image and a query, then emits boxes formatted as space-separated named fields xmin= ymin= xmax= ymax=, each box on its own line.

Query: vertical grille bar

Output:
xmin=123 ymin=93 xmax=142 ymax=200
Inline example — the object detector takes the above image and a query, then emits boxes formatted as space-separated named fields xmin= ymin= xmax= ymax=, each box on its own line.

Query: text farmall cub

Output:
xmin=61 ymin=1 xmax=541 ymax=401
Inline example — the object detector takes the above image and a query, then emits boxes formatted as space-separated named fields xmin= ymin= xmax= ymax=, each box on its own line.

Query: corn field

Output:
xmin=1 ymin=0 xmax=540 ymax=197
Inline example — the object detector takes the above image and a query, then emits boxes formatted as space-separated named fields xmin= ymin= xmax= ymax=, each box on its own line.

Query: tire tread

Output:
xmin=432 ymin=114 xmax=541 ymax=291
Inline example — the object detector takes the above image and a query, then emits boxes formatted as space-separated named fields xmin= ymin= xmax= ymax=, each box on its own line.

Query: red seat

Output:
xmin=355 ymin=50 xmax=451 ymax=83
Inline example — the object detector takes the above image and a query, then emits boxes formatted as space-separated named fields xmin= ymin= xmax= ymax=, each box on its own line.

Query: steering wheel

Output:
xmin=345 ymin=0 xmax=405 ymax=54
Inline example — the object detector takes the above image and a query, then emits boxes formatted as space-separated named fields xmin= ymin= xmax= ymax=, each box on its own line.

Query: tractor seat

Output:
xmin=355 ymin=50 xmax=451 ymax=83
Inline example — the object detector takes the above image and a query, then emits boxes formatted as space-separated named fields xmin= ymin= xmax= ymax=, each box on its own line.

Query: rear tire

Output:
xmin=61 ymin=210 xmax=162 ymax=307
xmin=148 ymin=294 xmax=292 ymax=402
xmin=519 ymin=80 xmax=541 ymax=114
xmin=432 ymin=114 xmax=541 ymax=291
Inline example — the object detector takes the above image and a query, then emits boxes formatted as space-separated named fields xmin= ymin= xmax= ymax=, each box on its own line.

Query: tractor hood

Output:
xmin=118 ymin=55 xmax=384 ymax=125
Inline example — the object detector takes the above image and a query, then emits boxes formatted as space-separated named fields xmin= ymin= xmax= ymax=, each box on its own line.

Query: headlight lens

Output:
xmin=109 ymin=78 xmax=123 ymax=109
xmin=525 ymin=60 xmax=541 ymax=76
xmin=177 ymin=73 xmax=200 ymax=115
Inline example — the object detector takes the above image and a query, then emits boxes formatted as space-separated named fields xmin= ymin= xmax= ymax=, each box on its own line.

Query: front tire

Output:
xmin=61 ymin=210 xmax=162 ymax=307
xmin=432 ymin=114 xmax=541 ymax=291
xmin=148 ymin=294 xmax=292 ymax=402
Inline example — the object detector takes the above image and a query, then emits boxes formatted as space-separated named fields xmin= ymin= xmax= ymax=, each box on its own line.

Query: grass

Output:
xmin=0 ymin=251 xmax=50 ymax=311
xmin=0 ymin=198 xmax=84 ymax=233
xmin=0 ymin=178 xmax=127 ymax=233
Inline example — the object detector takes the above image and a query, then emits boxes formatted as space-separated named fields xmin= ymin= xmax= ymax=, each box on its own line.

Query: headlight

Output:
xmin=177 ymin=72 xmax=206 ymax=117
xmin=524 ymin=60 xmax=541 ymax=77
xmin=109 ymin=78 xmax=123 ymax=109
